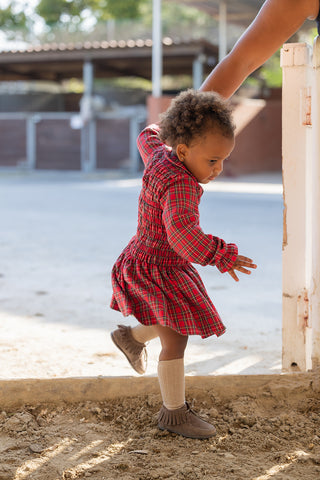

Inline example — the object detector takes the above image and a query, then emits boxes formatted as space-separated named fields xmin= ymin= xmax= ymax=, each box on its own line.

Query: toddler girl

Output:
xmin=110 ymin=89 xmax=256 ymax=439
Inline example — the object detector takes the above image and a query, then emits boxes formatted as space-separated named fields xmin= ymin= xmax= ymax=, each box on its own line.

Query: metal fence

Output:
xmin=0 ymin=106 xmax=146 ymax=172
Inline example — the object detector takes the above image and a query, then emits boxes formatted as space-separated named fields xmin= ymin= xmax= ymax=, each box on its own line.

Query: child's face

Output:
xmin=176 ymin=130 xmax=235 ymax=184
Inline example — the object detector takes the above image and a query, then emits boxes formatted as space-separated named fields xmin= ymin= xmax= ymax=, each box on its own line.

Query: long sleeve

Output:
xmin=137 ymin=124 xmax=163 ymax=167
xmin=161 ymin=177 xmax=238 ymax=273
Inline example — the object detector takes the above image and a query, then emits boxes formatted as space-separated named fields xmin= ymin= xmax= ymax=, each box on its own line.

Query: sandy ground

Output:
xmin=1 ymin=375 xmax=320 ymax=480
xmin=0 ymin=169 xmax=283 ymax=379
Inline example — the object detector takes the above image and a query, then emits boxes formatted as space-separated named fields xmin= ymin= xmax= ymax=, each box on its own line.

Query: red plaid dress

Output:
xmin=110 ymin=124 xmax=238 ymax=338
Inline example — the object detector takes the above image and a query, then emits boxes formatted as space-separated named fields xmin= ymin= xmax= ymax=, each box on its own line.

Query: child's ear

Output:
xmin=176 ymin=144 xmax=188 ymax=163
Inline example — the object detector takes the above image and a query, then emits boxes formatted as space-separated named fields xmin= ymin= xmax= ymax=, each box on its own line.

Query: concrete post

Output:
xmin=281 ymin=42 xmax=313 ymax=372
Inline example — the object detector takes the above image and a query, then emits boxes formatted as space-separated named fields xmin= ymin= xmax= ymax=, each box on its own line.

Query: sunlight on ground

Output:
xmin=204 ymin=181 xmax=282 ymax=195
xmin=79 ymin=177 xmax=283 ymax=195
xmin=68 ymin=439 xmax=103 ymax=463
xmin=63 ymin=441 xmax=126 ymax=479
xmin=270 ymin=362 xmax=282 ymax=371
xmin=211 ymin=354 xmax=263 ymax=375
xmin=253 ymin=450 xmax=310 ymax=480
xmin=15 ymin=438 xmax=74 ymax=479
xmin=14 ymin=438 xmax=129 ymax=480
xmin=0 ymin=309 xmax=282 ymax=378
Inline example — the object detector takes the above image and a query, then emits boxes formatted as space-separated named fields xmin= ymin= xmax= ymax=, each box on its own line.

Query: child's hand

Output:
xmin=228 ymin=255 xmax=257 ymax=282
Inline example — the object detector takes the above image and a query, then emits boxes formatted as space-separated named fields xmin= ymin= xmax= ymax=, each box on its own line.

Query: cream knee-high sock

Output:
xmin=157 ymin=358 xmax=185 ymax=410
xmin=131 ymin=324 xmax=159 ymax=344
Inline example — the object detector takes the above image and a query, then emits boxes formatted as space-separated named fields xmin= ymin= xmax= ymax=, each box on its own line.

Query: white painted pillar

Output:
xmin=26 ymin=115 xmax=37 ymax=169
xmin=281 ymin=42 xmax=313 ymax=372
xmin=218 ymin=0 xmax=227 ymax=62
xmin=193 ymin=54 xmax=205 ymax=90
xmin=152 ymin=0 xmax=162 ymax=97
xmin=81 ymin=60 xmax=96 ymax=172
xmin=129 ymin=115 xmax=142 ymax=173
xmin=311 ymin=36 xmax=320 ymax=368
xmin=83 ymin=60 xmax=94 ymax=96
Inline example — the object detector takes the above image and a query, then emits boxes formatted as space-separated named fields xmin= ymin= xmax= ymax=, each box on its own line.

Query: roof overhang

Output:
xmin=0 ymin=38 xmax=219 ymax=82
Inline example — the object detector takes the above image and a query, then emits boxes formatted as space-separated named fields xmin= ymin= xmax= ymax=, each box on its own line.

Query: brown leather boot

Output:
xmin=111 ymin=324 xmax=147 ymax=374
xmin=158 ymin=402 xmax=216 ymax=439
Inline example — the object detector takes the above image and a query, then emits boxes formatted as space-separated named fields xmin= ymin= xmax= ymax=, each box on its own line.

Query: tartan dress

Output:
xmin=110 ymin=124 xmax=238 ymax=338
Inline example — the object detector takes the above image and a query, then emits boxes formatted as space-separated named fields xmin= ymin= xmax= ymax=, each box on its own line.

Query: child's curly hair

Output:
xmin=159 ymin=89 xmax=235 ymax=149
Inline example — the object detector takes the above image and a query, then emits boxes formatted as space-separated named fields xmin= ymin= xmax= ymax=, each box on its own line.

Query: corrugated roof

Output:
xmin=0 ymin=37 xmax=219 ymax=82
xmin=1 ymin=37 xmax=193 ymax=56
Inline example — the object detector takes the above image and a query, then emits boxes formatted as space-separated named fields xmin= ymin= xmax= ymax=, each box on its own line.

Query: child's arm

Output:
xmin=227 ymin=255 xmax=257 ymax=282
xmin=161 ymin=177 xmax=252 ymax=276
xmin=137 ymin=124 xmax=168 ymax=167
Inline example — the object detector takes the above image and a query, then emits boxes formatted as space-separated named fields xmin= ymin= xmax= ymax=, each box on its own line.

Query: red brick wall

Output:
xmin=147 ymin=94 xmax=282 ymax=177
xmin=0 ymin=95 xmax=282 ymax=173
xmin=226 ymin=99 xmax=282 ymax=177
xmin=36 ymin=120 xmax=81 ymax=170
xmin=96 ymin=118 xmax=130 ymax=169
xmin=0 ymin=119 xmax=26 ymax=166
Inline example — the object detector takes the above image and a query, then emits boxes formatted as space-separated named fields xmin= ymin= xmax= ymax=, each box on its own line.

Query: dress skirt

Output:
xmin=110 ymin=248 xmax=226 ymax=339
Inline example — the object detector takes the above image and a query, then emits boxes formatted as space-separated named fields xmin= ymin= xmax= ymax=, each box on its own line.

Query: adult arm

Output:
xmin=200 ymin=0 xmax=319 ymax=98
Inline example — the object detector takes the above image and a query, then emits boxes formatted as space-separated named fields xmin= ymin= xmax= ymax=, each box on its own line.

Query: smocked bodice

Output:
xmin=128 ymin=153 xmax=202 ymax=265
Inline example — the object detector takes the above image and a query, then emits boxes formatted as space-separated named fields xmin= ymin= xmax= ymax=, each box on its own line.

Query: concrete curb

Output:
xmin=0 ymin=373 xmax=316 ymax=409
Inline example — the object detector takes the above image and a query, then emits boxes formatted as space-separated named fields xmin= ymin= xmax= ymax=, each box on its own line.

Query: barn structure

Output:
xmin=0 ymin=0 xmax=285 ymax=174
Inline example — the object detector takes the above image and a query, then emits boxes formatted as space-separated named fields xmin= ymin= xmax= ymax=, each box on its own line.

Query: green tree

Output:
xmin=106 ymin=0 xmax=142 ymax=19
xmin=0 ymin=1 xmax=30 ymax=40
xmin=36 ymin=0 xmax=145 ymax=27
xmin=259 ymin=51 xmax=282 ymax=88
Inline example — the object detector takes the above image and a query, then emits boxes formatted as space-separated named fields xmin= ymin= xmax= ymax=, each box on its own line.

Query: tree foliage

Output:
xmin=0 ymin=1 xmax=30 ymax=37
xmin=36 ymin=0 xmax=145 ymax=27
xmin=0 ymin=6 xmax=27 ymax=29
xmin=106 ymin=0 xmax=142 ymax=19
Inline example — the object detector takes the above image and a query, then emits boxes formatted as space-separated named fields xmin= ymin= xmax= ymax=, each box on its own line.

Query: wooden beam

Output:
xmin=281 ymin=42 xmax=313 ymax=372
xmin=311 ymin=36 xmax=320 ymax=368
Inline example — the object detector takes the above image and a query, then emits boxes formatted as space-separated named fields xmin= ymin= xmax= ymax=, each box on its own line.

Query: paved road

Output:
xmin=0 ymin=170 xmax=283 ymax=378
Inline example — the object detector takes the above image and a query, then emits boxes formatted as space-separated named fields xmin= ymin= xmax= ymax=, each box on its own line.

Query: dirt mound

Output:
xmin=1 ymin=379 xmax=320 ymax=480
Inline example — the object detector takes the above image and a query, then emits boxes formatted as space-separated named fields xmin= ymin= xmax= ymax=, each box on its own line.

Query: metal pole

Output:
xmin=193 ymin=55 xmax=205 ymax=90
xmin=219 ymin=0 xmax=227 ymax=62
xmin=129 ymin=116 xmax=141 ymax=173
xmin=83 ymin=60 xmax=94 ymax=96
xmin=26 ymin=115 xmax=37 ymax=169
xmin=81 ymin=60 xmax=96 ymax=171
xmin=152 ymin=0 xmax=162 ymax=97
